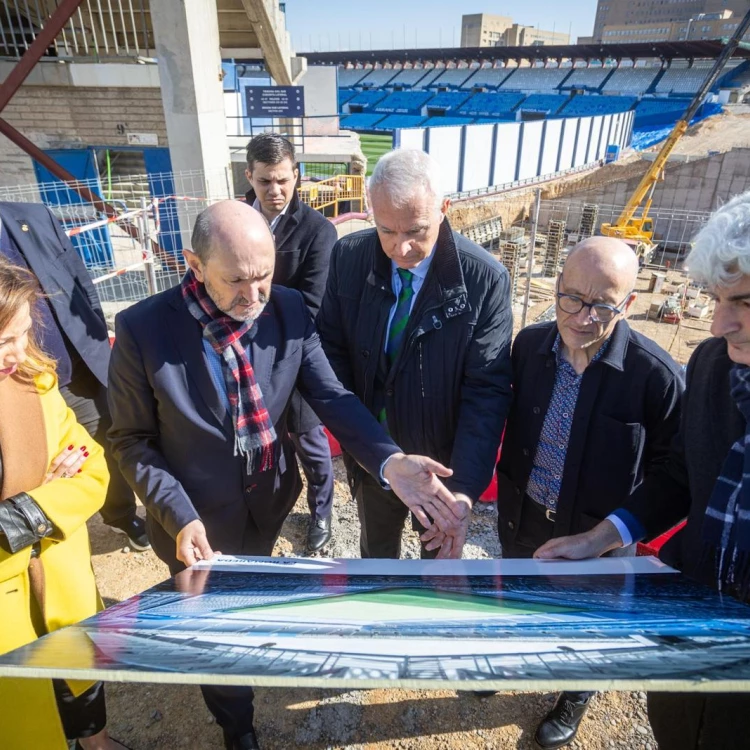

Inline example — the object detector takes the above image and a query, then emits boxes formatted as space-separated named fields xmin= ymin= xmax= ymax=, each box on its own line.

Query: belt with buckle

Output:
xmin=528 ymin=494 xmax=557 ymax=522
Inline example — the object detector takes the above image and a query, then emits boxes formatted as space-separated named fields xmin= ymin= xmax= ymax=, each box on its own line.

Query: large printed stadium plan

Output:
xmin=2 ymin=556 xmax=750 ymax=692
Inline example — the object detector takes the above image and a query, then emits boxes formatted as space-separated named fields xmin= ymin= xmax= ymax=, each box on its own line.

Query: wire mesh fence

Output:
xmin=0 ymin=167 xmax=367 ymax=324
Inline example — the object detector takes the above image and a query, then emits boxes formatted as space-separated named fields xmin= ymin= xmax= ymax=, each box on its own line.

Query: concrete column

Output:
xmin=150 ymin=1 xmax=231 ymax=202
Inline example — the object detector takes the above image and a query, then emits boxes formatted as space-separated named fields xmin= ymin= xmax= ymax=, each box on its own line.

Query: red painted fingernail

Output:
xmin=80 ymin=445 xmax=87 ymax=451
xmin=83 ymin=451 xmax=89 ymax=457
xmin=67 ymin=444 xmax=74 ymax=450
xmin=77 ymin=469 xmax=82 ymax=473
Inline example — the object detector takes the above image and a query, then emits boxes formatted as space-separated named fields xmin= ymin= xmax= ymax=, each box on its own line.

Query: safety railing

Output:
xmin=0 ymin=0 xmax=154 ymax=60
xmin=298 ymin=174 xmax=365 ymax=217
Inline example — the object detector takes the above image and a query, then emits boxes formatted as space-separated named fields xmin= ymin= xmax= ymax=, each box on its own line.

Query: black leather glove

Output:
xmin=0 ymin=493 xmax=53 ymax=554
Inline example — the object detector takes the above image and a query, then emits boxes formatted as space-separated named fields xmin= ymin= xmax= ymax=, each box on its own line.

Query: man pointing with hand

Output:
xmin=107 ymin=200 xmax=463 ymax=749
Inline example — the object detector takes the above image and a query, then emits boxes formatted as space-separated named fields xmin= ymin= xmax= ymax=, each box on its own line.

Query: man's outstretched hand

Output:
xmin=382 ymin=453 xmax=463 ymax=532
xmin=421 ymin=492 xmax=473 ymax=559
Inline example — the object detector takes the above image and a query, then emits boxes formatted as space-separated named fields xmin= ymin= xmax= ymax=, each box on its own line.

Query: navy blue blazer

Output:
xmin=107 ymin=283 xmax=398 ymax=563
xmin=0 ymin=201 xmax=110 ymax=385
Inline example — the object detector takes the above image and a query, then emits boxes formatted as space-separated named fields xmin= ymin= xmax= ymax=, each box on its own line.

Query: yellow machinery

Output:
xmin=601 ymin=8 xmax=750 ymax=259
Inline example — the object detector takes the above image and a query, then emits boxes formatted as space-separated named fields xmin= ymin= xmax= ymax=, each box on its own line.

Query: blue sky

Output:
xmin=283 ymin=1 xmax=599 ymax=52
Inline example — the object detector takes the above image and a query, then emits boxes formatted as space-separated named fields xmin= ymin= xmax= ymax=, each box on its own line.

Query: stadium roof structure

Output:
xmin=302 ymin=40 xmax=750 ymax=66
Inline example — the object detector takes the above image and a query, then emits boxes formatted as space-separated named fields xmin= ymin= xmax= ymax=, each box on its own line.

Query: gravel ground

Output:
xmin=89 ymin=459 xmax=657 ymax=750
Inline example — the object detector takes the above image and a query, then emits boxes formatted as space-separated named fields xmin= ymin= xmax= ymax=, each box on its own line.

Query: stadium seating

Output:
xmin=458 ymin=92 xmax=525 ymax=117
xmin=561 ymin=66 xmax=613 ymax=91
xmin=340 ymin=113 xmax=386 ymax=130
xmin=338 ymin=67 xmax=369 ymax=87
xmin=371 ymin=114 xmax=427 ymax=130
xmin=655 ymin=62 xmax=712 ymax=95
xmin=373 ymin=90 xmax=434 ymax=113
xmin=413 ymin=67 xmax=445 ymax=89
xmin=518 ymin=94 xmax=569 ymax=114
xmin=424 ymin=91 xmax=471 ymax=112
xmin=359 ymin=67 xmax=401 ymax=88
xmin=338 ymin=88 xmax=358 ymax=107
xmin=345 ymin=90 xmax=388 ymax=109
xmin=388 ymin=67 xmax=432 ymax=88
xmin=430 ymin=67 xmax=475 ymax=88
xmin=601 ymin=66 xmax=660 ymax=94
xmin=560 ymin=95 xmax=637 ymax=116
xmin=461 ymin=66 xmax=514 ymax=89
xmin=500 ymin=67 xmax=571 ymax=91
xmin=422 ymin=116 xmax=474 ymax=127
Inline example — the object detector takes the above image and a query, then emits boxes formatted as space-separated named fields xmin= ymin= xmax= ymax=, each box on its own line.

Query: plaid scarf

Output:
xmin=181 ymin=270 xmax=276 ymax=474
xmin=703 ymin=364 xmax=750 ymax=594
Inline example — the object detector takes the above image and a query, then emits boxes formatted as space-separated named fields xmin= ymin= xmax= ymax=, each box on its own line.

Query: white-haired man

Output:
xmin=535 ymin=190 xmax=750 ymax=749
xmin=317 ymin=149 xmax=513 ymax=558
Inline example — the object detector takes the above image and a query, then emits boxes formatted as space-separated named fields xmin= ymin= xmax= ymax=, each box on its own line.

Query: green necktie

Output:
xmin=379 ymin=269 xmax=415 ymax=426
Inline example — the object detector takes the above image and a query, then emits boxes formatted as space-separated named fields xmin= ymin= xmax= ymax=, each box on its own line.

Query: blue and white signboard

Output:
xmin=245 ymin=86 xmax=305 ymax=117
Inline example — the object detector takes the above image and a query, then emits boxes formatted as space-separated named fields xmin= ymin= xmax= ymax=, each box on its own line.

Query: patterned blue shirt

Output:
xmin=526 ymin=335 xmax=609 ymax=512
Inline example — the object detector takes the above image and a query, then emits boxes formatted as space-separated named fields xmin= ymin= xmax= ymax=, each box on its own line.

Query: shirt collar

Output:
xmin=252 ymin=198 xmax=290 ymax=230
xmin=553 ymin=331 xmax=611 ymax=371
xmin=390 ymin=243 xmax=436 ymax=281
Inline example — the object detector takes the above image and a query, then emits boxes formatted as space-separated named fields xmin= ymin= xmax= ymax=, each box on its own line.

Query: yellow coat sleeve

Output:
xmin=27 ymin=378 xmax=109 ymax=540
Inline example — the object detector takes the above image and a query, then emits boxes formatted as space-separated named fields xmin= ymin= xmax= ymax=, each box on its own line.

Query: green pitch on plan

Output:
xmin=233 ymin=588 xmax=576 ymax=622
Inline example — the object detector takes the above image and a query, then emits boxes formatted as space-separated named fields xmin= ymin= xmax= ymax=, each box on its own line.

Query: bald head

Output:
xmin=556 ymin=236 xmax=639 ymax=362
xmin=564 ymin=236 xmax=639 ymax=296
xmin=191 ymin=200 xmax=274 ymax=263
xmin=185 ymin=200 xmax=275 ymax=322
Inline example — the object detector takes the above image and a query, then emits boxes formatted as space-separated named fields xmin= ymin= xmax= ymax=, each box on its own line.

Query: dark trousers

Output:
xmin=290 ymin=425 xmax=334 ymax=519
xmin=648 ymin=691 xmax=750 ymax=749
xmin=356 ymin=473 xmax=437 ymax=559
xmin=60 ymin=366 xmax=136 ymax=527
xmin=151 ymin=509 xmax=281 ymax=739
xmin=502 ymin=496 xmax=635 ymax=705
xmin=53 ymin=679 xmax=107 ymax=739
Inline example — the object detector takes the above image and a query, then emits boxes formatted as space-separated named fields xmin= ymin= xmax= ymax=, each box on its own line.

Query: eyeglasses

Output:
xmin=556 ymin=277 xmax=633 ymax=324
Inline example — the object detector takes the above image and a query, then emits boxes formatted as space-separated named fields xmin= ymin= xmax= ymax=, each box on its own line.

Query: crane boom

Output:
xmin=602 ymin=8 xmax=750 ymax=242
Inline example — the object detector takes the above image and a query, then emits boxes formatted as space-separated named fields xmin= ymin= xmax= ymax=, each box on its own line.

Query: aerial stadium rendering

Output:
xmin=2 ymin=558 xmax=750 ymax=692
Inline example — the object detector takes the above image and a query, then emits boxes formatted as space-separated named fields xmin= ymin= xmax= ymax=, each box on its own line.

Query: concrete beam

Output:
xmin=150 ymin=0 xmax=231 ymax=212
xmin=239 ymin=0 xmax=293 ymax=85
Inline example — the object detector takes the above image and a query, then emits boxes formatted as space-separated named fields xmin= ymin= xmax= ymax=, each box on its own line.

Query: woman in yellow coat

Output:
xmin=0 ymin=260 xmax=126 ymax=749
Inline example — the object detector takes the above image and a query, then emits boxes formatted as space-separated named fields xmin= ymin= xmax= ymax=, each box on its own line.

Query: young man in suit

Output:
xmin=495 ymin=236 xmax=684 ymax=749
xmin=107 ymin=199 xmax=469 ymax=750
xmin=244 ymin=133 xmax=338 ymax=552
xmin=535 ymin=190 xmax=750 ymax=750
xmin=0 ymin=201 xmax=148 ymax=550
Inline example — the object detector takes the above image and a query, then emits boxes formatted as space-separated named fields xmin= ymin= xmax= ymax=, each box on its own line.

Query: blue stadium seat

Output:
xmin=372 ymin=114 xmax=427 ymax=130
xmin=424 ymin=91 xmax=472 ymax=111
xmin=458 ymin=92 xmax=525 ymax=117
xmin=518 ymin=94 xmax=569 ymax=115
xmin=561 ymin=96 xmax=637 ymax=116
xmin=340 ymin=113 xmax=387 ymax=130
xmin=422 ymin=116 xmax=474 ymax=127
xmin=373 ymin=91 xmax=435 ymax=114
xmin=345 ymin=90 xmax=388 ymax=109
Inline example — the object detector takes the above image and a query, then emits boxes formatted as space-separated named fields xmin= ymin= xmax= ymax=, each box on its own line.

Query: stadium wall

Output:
xmin=395 ymin=111 xmax=634 ymax=194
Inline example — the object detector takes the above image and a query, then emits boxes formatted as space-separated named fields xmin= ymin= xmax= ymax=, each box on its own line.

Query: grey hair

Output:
xmin=369 ymin=149 xmax=444 ymax=209
xmin=687 ymin=190 xmax=750 ymax=287
xmin=191 ymin=209 xmax=215 ymax=262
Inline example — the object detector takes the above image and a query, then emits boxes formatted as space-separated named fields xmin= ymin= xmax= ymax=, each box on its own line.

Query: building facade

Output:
xmin=461 ymin=14 xmax=570 ymax=47
xmin=592 ymin=0 xmax=749 ymax=43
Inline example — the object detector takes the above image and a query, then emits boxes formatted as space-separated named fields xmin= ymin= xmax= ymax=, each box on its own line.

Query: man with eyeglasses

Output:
xmin=494 ymin=236 xmax=684 ymax=749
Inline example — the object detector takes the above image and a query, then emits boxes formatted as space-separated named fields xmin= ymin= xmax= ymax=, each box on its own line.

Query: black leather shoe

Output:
xmin=222 ymin=727 xmax=260 ymax=750
xmin=110 ymin=515 xmax=151 ymax=551
xmin=535 ymin=692 xmax=591 ymax=749
xmin=306 ymin=515 xmax=332 ymax=552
